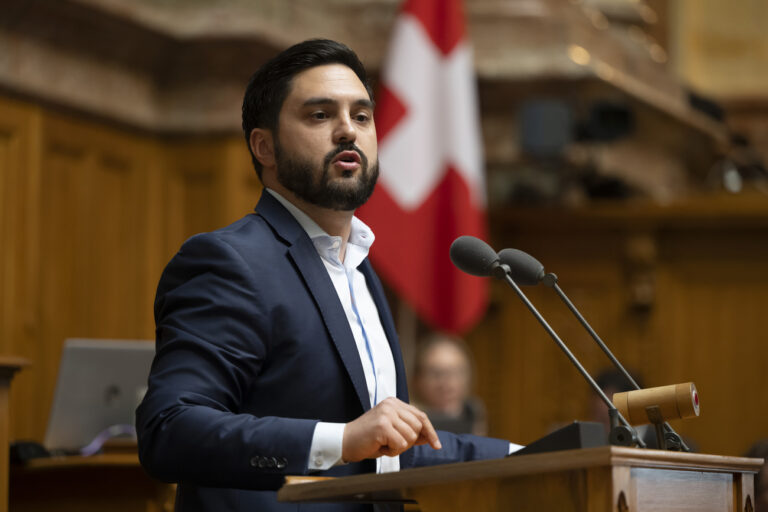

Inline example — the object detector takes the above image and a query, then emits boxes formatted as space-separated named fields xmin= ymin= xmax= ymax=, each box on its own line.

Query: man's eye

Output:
xmin=354 ymin=113 xmax=370 ymax=123
xmin=311 ymin=112 xmax=329 ymax=120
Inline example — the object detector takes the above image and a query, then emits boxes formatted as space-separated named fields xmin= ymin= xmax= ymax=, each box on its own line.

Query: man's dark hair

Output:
xmin=241 ymin=39 xmax=373 ymax=179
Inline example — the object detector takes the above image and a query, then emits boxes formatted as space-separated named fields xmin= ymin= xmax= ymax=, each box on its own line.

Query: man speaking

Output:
xmin=136 ymin=39 xmax=511 ymax=512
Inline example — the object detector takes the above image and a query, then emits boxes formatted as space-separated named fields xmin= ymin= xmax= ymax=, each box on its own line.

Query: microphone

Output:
xmin=449 ymin=236 xmax=507 ymax=279
xmin=497 ymin=248 xmax=545 ymax=286
xmin=613 ymin=382 xmax=700 ymax=426
xmin=450 ymin=236 xmax=643 ymax=448
xmin=497 ymin=246 xmax=692 ymax=452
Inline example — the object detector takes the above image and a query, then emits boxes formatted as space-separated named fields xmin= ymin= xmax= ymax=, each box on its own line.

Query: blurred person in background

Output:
xmin=412 ymin=334 xmax=487 ymax=436
xmin=590 ymin=368 xmax=642 ymax=434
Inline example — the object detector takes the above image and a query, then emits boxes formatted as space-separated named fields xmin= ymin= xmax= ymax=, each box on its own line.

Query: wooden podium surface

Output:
xmin=278 ymin=446 xmax=763 ymax=512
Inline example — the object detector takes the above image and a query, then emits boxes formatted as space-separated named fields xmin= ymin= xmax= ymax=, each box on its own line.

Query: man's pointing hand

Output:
xmin=342 ymin=397 xmax=442 ymax=462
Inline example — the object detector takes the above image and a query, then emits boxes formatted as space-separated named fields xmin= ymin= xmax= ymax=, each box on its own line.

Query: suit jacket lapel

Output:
xmin=256 ymin=192 xmax=371 ymax=413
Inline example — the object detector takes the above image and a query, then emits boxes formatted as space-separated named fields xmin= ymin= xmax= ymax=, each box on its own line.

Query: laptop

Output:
xmin=44 ymin=338 xmax=156 ymax=454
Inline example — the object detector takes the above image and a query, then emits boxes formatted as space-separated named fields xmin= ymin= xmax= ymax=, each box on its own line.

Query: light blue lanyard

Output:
xmin=346 ymin=269 xmax=378 ymax=407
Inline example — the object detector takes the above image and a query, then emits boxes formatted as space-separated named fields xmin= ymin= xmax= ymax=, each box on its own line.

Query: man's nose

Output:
xmin=333 ymin=113 xmax=357 ymax=144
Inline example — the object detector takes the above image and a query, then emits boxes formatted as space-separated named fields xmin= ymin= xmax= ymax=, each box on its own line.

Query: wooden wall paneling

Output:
xmin=160 ymin=137 xmax=263 ymax=262
xmin=161 ymin=139 xmax=229 ymax=261
xmin=40 ymin=114 xmax=155 ymax=337
xmin=0 ymin=98 xmax=42 ymax=440
xmin=31 ymin=113 xmax=156 ymax=441
xmin=140 ymin=140 xmax=167 ymax=338
xmin=220 ymin=138 xmax=263 ymax=225
xmin=37 ymin=120 xmax=86 ymax=439
xmin=468 ymin=285 xmax=529 ymax=444
xmin=653 ymin=228 xmax=768 ymax=456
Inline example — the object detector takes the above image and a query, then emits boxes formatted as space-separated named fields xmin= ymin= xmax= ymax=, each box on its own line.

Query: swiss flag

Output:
xmin=358 ymin=0 xmax=488 ymax=334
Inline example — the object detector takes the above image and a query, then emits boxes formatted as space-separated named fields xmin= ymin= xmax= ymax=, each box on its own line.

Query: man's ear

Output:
xmin=249 ymin=128 xmax=276 ymax=169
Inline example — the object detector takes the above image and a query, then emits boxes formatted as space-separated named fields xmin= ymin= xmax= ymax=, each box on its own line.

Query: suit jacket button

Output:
xmin=276 ymin=457 xmax=287 ymax=469
xmin=250 ymin=456 xmax=260 ymax=468
xmin=268 ymin=457 xmax=279 ymax=468
xmin=257 ymin=457 xmax=269 ymax=468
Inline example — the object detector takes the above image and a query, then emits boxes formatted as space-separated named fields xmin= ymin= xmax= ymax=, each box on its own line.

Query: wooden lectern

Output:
xmin=278 ymin=446 xmax=763 ymax=511
xmin=0 ymin=356 xmax=27 ymax=512
xmin=10 ymin=452 xmax=176 ymax=512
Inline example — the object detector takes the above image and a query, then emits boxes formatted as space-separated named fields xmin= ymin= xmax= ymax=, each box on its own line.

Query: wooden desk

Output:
xmin=279 ymin=446 xmax=763 ymax=511
xmin=10 ymin=453 xmax=175 ymax=512
xmin=0 ymin=356 xmax=27 ymax=512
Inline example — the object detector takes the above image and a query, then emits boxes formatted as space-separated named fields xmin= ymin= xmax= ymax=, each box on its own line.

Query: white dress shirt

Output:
xmin=266 ymin=189 xmax=400 ymax=474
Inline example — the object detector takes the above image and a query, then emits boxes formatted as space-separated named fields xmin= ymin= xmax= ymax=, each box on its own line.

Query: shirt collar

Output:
xmin=265 ymin=188 xmax=375 ymax=268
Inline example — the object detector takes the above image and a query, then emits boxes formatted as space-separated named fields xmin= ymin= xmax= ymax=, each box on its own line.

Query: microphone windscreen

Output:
xmin=449 ymin=236 xmax=500 ymax=277
xmin=497 ymin=248 xmax=545 ymax=286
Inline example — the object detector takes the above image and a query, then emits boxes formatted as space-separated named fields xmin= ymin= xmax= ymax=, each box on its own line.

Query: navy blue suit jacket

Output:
xmin=136 ymin=192 xmax=509 ymax=512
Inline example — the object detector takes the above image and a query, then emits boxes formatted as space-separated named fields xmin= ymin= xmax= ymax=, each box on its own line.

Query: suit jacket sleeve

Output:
xmin=136 ymin=233 xmax=318 ymax=490
xmin=402 ymin=431 xmax=511 ymax=469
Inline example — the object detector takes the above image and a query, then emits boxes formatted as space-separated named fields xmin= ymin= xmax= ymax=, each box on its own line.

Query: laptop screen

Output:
xmin=44 ymin=338 xmax=155 ymax=453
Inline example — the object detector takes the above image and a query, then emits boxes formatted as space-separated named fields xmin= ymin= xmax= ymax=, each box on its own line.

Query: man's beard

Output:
xmin=274 ymin=139 xmax=379 ymax=211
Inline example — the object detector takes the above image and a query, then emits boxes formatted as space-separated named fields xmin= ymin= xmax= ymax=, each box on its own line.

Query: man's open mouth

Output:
xmin=332 ymin=150 xmax=362 ymax=165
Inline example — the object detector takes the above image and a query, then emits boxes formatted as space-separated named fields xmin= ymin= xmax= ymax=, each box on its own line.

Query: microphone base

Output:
xmin=512 ymin=421 xmax=608 ymax=456
xmin=609 ymin=425 xmax=639 ymax=447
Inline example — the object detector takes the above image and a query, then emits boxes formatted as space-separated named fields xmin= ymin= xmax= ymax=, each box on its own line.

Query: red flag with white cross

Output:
xmin=358 ymin=0 xmax=488 ymax=334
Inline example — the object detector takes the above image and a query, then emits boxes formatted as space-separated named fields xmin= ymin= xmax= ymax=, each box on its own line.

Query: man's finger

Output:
xmin=393 ymin=406 xmax=423 ymax=437
xmin=416 ymin=411 xmax=441 ymax=450
xmin=380 ymin=426 xmax=409 ymax=455
xmin=398 ymin=402 xmax=441 ymax=451
xmin=389 ymin=416 xmax=420 ymax=447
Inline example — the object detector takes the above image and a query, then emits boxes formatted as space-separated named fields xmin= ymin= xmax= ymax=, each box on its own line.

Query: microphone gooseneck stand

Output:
xmin=495 ymin=263 xmax=645 ymax=448
xmin=541 ymin=272 xmax=690 ymax=452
